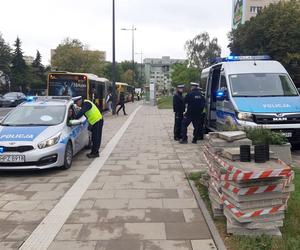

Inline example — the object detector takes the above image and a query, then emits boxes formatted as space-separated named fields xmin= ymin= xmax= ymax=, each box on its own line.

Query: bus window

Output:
xmin=48 ymin=74 xmax=87 ymax=98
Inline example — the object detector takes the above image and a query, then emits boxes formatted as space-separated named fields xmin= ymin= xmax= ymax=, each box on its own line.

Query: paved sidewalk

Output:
xmin=0 ymin=103 xmax=140 ymax=250
xmin=49 ymin=105 xmax=214 ymax=250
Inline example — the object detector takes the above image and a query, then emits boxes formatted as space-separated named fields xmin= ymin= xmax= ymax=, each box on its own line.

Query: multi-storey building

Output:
xmin=232 ymin=0 xmax=289 ymax=28
xmin=144 ymin=56 xmax=185 ymax=94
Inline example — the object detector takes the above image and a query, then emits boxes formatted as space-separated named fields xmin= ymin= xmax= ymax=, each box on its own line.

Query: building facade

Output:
xmin=144 ymin=56 xmax=185 ymax=94
xmin=232 ymin=0 xmax=289 ymax=28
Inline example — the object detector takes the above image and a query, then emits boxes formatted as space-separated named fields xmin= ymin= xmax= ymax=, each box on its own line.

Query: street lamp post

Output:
xmin=135 ymin=51 xmax=143 ymax=87
xmin=112 ymin=0 xmax=117 ymax=114
xmin=121 ymin=26 xmax=136 ymax=87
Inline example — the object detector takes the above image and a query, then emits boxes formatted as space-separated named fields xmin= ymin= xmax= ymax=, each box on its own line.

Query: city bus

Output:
xmin=47 ymin=72 xmax=111 ymax=111
xmin=116 ymin=82 xmax=135 ymax=102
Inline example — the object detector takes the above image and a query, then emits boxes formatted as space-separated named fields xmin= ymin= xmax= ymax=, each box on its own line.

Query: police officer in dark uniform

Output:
xmin=173 ymin=84 xmax=185 ymax=141
xmin=180 ymin=82 xmax=205 ymax=144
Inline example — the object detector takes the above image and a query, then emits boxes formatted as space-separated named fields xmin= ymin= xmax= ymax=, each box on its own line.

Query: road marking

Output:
xmin=19 ymin=106 xmax=142 ymax=250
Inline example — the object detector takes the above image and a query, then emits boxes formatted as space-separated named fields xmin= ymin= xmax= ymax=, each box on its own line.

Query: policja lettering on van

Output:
xmin=263 ymin=104 xmax=291 ymax=109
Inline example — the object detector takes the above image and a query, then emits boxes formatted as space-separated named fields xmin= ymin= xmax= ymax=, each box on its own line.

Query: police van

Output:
xmin=201 ymin=55 xmax=300 ymax=146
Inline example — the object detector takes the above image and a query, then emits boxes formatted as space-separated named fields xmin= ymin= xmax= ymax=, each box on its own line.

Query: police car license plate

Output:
xmin=0 ymin=155 xmax=25 ymax=163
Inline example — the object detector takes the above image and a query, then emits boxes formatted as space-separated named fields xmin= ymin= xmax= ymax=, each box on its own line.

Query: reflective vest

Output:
xmin=84 ymin=100 xmax=102 ymax=125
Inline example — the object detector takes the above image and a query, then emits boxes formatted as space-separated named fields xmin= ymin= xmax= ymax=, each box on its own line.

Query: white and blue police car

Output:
xmin=0 ymin=96 xmax=89 ymax=170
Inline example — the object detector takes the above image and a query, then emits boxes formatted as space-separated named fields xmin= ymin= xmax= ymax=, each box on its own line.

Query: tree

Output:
xmin=228 ymin=0 xmax=300 ymax=84
xmin=29 ymin=50 xmax=46 ymax=91
xmin=185 ymin=32 xmax=221 ymax=70
xmin=171 ymin=62 xmax=199 ymax=87
xmin=51 ymin=38 xmax=106 ymax=75
xmin=121 ymin=69 xmax=134 ymax=84
xmin=0 ymin=33 xmax=12 ymax=91
xmin=11 ymin=37 xmax=27 ymax=91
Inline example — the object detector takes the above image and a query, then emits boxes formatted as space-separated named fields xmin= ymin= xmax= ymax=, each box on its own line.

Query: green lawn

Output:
xmin=189 ymin=168 xmax=300 ymax=250
xmin=157 ymin=96 xmax=173 ymax=109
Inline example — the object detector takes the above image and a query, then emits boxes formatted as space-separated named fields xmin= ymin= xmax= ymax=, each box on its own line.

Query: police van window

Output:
xmin=220 ymin=75 xmax=227 ymax=89
xmin=229 ymin=73 xmax=298 ymax=97
xmin=200 ymin=77 xmax=208 ymax=92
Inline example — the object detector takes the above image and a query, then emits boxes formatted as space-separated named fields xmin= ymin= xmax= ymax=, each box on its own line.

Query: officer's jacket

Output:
xmin=185 ymin=89 xmax=205 ymax=117
xmin=173 ymin=93 xmax=185 ymax=113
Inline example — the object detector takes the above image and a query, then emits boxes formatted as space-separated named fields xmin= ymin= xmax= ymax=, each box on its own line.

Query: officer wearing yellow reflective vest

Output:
xmin=75 ymin=99 xmax=103 ymax=158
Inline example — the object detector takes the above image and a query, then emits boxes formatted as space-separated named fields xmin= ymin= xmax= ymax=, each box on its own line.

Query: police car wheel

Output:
xmin=62 ymin=141 xmax=73 ymax=170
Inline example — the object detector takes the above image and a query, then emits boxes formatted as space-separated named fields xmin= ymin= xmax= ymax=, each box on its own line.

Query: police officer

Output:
xmin=173 ymin=84 xmax=185 ymax=141
xmin=75 ymin=98 xmax=103 ymax=158
xmin=180 ymin=82 xmax=205 ymax=144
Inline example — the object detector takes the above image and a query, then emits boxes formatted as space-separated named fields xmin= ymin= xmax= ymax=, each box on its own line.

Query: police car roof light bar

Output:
xmin=211 ymin=55 xmax=271 ymax=65
xmin=225 ymin=55 xmax=271 ymax=62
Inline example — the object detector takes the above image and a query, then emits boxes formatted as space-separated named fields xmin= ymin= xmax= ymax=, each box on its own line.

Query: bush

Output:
xmin=245 ymin=127 xmax=287 ymax=145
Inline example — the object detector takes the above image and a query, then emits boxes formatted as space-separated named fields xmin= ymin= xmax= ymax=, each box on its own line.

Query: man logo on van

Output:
xmin=263 ymin=104 xmax=291 ymax=109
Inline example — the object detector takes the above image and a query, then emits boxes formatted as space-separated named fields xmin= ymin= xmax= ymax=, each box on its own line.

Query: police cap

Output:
xmin=190 ymin=82 xmax=199 ymax=87
xmin=177 ymin=84 xmax=185 ymax=89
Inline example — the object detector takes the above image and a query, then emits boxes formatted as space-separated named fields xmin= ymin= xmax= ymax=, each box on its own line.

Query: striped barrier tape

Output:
xmin=222 ymin=181 xmax=283 ymax=195
xmin=203 ymin=146 xmax=292 ymax=181
xmin=222 ymin=197 xmax=284 ymax=219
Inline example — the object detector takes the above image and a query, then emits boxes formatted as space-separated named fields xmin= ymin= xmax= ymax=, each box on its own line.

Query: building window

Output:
xmin=250 ymin=6 xmax=263 ymax=13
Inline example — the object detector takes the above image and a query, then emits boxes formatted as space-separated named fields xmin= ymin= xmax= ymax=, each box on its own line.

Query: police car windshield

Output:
xmin=229 ymin=73 xmax=298 ymax=97
xmin=2 ymin=106 xmax=66 ymax=126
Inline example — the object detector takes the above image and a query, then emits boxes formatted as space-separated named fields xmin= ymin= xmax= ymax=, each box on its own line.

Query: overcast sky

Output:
xmin=0 ymin=0 xmax=232 ymax=65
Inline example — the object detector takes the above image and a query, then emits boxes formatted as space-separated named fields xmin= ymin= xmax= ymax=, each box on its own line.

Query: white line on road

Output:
xmin=19 ymin=106 xmax=142 ymax=250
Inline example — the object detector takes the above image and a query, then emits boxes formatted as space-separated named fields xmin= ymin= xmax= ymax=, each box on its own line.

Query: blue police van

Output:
xmin=201 ymin=56 xmax=300 ymax=146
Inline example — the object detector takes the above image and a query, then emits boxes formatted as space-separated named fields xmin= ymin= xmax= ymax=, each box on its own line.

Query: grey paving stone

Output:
xmin=106 ymin=209 xmax=146 ymax=223
xmin=75 ymin=200 xmax=95 ymax=210
xmin=0 ymin=191 xmax=35 ymax=201
xmin=145 ymin=209 xmax=185 ymax=223
xmin=165 ymin=223 xmax=211 ymax=240
xmin=0 ymin=224 xmax=17 ymax=239
xmin=123 ymin=223 xmax=166 ymax=240
xmin=56 ymin=224 xmax=83 ymax=241
xmin=95 ymin=240 xmax=143 ymax=250
xmin=79 ymin=223 xmax=123 ymax=240
xmin=2 ymin=201 xmax=40 ymax=211
xmin=83 ymin=190 xmax=115 ymax=199
xmin=6 ymin=224 xmax=37 ymax=241
xmin=115 ymin=190 xmax=146 ymax=199
xmin=191 ymin=239 xmax=217 ymax=250
xmin=0 ymin=242 xmax=23 ymax=250
xmin=30 ymin=191 xmax=64 ymax=200
xmin=6 ymin=210 xmax=48 ymax=224
xmin=26 ymin=183 xmax=57 ymax=192
xmin=49 ymin=241 xmax=97 ymax=250
xmin=144 ymin=240 xmax=192 ymax=250
xmin=129 ymin=199 xmax=163 ymax=209
xmin=147 ymin=189 xmax=179 ymax=199
xmin=67 ymin=209 xmax=107 ymax=224
xmin=163 ymin=199 xmax=198 ymax=209
xmin=183 ymin=209 xmax=206 ymax=223
xmin=94 ymin=199 xmax=129 ymax=209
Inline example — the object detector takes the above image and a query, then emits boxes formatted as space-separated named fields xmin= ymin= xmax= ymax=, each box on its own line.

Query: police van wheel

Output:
xmin=62 ymin=141 xmax=73 ymax=170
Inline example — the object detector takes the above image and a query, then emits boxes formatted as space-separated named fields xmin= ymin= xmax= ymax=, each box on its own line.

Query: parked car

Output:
xmin=0 ymin=96 xmax=89 ymax=170
xmin=0 ymin=92 xmax=26 ymax=107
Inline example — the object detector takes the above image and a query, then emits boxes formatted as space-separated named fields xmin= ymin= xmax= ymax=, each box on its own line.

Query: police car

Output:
xmin=0 ymin=96 xmax=89 ymax=170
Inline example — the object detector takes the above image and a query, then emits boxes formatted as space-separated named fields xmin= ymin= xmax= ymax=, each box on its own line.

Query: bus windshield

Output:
xmin=48 ymin=74 xmax=87 ymax=98
xmin=229 ymin=73 xmax=298 ymax=97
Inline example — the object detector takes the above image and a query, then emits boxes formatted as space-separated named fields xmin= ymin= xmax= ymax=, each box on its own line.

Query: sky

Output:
xmin=0 ymin=0 xmax=233 ymax=65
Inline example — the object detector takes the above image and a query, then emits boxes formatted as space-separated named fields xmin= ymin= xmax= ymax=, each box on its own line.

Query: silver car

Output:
xmin=0 ymin=97 xmax=89 ymax=170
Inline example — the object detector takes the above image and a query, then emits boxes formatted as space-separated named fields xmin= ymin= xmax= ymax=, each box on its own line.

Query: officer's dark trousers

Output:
xmin=174 ymin=112 xmax=183 ymax=139
xmin=181 ymin=115 xmax=203 ymax=141
xmin=91 ymin=119 xmax=104 ymax=154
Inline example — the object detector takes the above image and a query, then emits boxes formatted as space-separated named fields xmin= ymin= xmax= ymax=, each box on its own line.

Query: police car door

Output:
xmin=216 ymin=73 xmax=235 ymax=129
xmin=69 ymin=105 xmax=85 ymax=154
